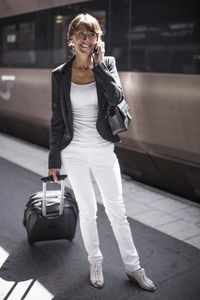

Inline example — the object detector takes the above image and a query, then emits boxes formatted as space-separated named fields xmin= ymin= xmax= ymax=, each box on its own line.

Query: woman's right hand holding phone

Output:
xmin=92 ymin=41 xmax=105 ymax=65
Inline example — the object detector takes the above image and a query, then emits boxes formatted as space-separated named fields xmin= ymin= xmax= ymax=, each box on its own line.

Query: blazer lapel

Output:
xmin=94 ymin=57 xmax=109 ymax=110
xmin=61 ymin=56 xmax=75 ymax=110
xmin=95 ymin=75 xmax=105 ymax=111
xmin=60 ymin=56 xmax=75 ymax=129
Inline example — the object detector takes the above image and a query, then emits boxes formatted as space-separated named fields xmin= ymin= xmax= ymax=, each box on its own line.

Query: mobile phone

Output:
xmin=93 ymin=47 xmax=99 ymax=55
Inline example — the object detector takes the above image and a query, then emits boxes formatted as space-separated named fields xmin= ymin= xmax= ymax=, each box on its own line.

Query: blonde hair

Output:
xmin=67 ymin=13 xmax=103 ymax=47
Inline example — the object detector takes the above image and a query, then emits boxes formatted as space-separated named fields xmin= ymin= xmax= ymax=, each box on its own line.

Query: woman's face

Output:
xmin=72 ymin=24 xmax=98 ymax=55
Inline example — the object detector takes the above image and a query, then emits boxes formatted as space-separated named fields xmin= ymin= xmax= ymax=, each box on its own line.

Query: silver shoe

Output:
xmin=126 ymin=268 xmax=156 ymax=291
xmin=90 ymin=263 xmax=104 ymax=288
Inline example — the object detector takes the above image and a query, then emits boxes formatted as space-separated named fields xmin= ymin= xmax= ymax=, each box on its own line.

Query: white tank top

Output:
xmin=69 ymin=81 xmax=111 ymax=147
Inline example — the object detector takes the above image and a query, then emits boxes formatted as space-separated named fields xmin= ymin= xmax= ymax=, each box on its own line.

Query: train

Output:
xmin=0 ymin=0 xmax=200 ymax=202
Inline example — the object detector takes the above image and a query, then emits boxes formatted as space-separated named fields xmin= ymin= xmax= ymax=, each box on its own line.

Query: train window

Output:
xmin=2 ymin=20 xmax=36 ymax=66
xmin=108 ymin=0 xmax=130 ymax=70
xmin=35 ymin=11 xmax=51 ymax=68
xmin=52 ymin=13 xmax=71 ymax=65
xmin=130 ymin=0 xmax=200 ymax=74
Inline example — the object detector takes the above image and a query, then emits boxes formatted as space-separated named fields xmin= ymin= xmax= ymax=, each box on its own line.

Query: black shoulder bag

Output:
xmin=105 ymin=99 xmax=132 ymax=135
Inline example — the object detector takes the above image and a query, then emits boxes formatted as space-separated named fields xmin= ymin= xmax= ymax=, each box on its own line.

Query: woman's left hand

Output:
xmin=92 ymin=41 xmax=105 ymax=65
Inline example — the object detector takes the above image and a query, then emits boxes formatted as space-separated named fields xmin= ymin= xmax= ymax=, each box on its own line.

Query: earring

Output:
xmin=68 ymin=42 xmax=74 ymax=48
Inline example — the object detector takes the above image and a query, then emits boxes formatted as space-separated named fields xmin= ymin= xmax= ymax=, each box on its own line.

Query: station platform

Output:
xmin=0 ymin=133 xmax=200 ymax=300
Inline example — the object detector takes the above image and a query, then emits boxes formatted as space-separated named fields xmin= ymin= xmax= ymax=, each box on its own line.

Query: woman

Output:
xmin=48 ymin=13 xmax=156 ymax=291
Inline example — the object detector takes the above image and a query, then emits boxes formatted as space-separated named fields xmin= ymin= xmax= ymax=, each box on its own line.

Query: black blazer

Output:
xmin=48 ymin=55 xmax=124 ymax=169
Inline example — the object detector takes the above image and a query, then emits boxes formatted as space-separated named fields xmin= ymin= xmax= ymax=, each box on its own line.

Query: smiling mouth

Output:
xmin=80 ymin=44 xmax=91 ymax=49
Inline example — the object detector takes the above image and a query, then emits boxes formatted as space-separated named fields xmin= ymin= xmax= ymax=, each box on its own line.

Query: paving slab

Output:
xmin=124 ymin=189 xmax=164 ymax=204
xmin=185 ymin=234 xmax=200 ymax=249
xmin=132 ymin=210 xmax=177 ymax=227
xmin=157 ymin=219 xmax=200 ymax=240
xmin=148 ymin=197 xmax=190 ymax=213
xmin=171 ymin=206 xmax=200 ymax=224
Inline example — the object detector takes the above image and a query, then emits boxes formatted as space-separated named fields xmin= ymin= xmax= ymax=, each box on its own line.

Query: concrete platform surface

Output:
xmin=0 ymin=157 xmax=200 ymax=299
xmin=1 ymin=132 xmax=200 ymax=250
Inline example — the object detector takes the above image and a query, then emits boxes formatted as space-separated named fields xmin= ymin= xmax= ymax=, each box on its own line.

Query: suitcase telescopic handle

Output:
xmin=40 ymin=175 xmax=67 ymax=182
xmin=40 ymin=175 xmax=67 ymax=216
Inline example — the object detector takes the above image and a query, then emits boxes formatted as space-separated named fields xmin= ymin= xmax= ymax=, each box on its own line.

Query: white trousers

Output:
xmin=61 ymin=142 xmax=140 ymax=272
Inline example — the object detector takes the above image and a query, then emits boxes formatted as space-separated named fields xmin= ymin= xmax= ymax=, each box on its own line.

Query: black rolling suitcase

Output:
xmin=23 ymin=175 xmax=78 ymax=244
